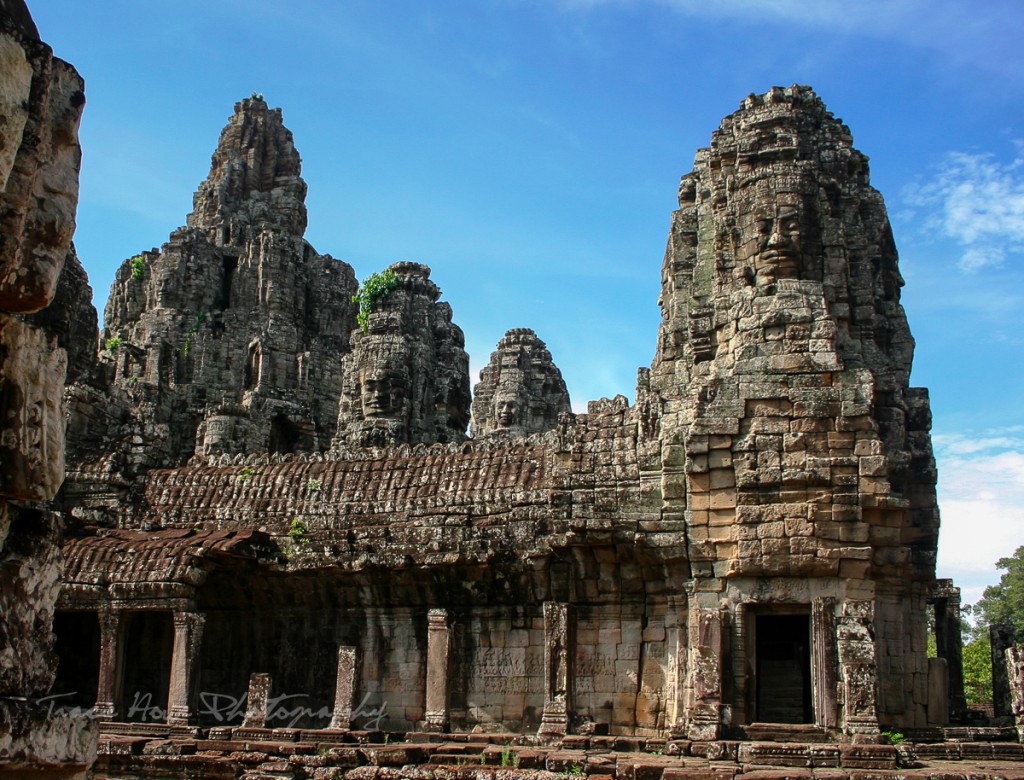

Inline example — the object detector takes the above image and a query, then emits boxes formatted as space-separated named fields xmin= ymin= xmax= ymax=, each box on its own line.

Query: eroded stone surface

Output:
xmin=472 ymin=328 xmax=570 ymax=439
xmin=68 ymin=96 xmax=358 ymax=478
xmin=649 ymin=85 xmax=937 ymax=734
xmin=333 ymin=261 xmax=470 ymax=448
xmin=0 ymin=3 xmax=96 ymax=775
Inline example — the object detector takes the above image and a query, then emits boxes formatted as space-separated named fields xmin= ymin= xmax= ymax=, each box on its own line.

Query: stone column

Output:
xmin=927 ymin=657 xmax=949 ymax=725
xmin=837 ymin=600 xmax=879 ymax=739
xmin=666 ymin=600 xmax=688 ymax=737
xmin=539 ymin=602 xmax=574 ymax=738
xmin=93 ymin=609 xmax=126 ymax=721
xmin=166 ymin=611 xmax=205 ymax=726
xmin=685 ymin=606 xmax=722 ymax=741
xmin=930 ymin=580 xmax=966 ymax=723
xmin=424 ymin=609 xmax=451 ymax=732
xmin=732 ymin=602 xmax=748 ymax=727
xmin=1006 ymin=645 xmax=1024 ymax=742
xmin=241 ymin=673 xmax=271 ymax=728
xmin=812 ymin=597 xmax=839 ymax=729
xmin=330 ymin=646 xmax=358 ymax=729
xmin=992 ymin=624 xmax=1016 ymax=718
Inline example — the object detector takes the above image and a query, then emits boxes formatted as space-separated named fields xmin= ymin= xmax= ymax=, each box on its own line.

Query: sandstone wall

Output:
xmin=0 ymin=3 xmax=95 ymax=774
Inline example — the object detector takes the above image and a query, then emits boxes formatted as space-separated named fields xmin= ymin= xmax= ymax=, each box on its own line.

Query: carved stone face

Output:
xmin=494 ymin=393 xmax=520 ymax=428
xmin=735 ymin=199 xmax=806 ymax=285
xmin=361 ymin=370 xmax=398 ymax=419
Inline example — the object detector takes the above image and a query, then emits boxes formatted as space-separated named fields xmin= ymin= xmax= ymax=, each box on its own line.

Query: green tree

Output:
xmin=962 ymin=633 xmax=993 ymax=705
xmin=972 ymin=545 xmax=1024 ymax=637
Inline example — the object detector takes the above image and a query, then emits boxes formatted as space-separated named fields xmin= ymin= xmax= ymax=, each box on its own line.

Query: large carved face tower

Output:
xmin=333 ymin=262 xmax=471 ymax=448
xmin=650 ymin=86 xmax=939 ymax=735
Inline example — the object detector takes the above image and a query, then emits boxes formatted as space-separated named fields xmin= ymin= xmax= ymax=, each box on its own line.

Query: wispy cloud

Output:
xmin=553 ymin=0 xmax=1024 ymax=80
xmin=904 ymin=151 xmax=1024 ymax=272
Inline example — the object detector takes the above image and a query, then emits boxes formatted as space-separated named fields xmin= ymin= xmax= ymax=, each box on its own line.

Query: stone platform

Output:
xmin=89 ymin=725 xmax=1024 ymax=780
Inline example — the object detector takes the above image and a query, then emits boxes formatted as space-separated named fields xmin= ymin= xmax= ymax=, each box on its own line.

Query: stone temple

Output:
xmin=47 ymin=83 xmax=954 ymax=744
xmin=2 ymin=6 xmax=992 ymax=771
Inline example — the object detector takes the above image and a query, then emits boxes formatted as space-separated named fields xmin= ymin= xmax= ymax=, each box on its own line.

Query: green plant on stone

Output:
xmin=306 ymin=478 xmax=321 ymax=493
xmin=881 ymin=730 xmax=906 ymax=745
xmin=130 ymin=254 xmax=146 ymax=281
xmin=352 ymin=269 xmax=398 ymax=333
xmin=501 ymin=748 xmax=518 ymax=768
xmin=105 ymin=336 xmax=122 ymax=351
xmin=250 ymin=91 xmax=264 ymax=101
xmin=288 ymin=518 xmax=309 ymax=545
xmin=237 ymin=466 xmax=255 ymax=483
xmin=182 ymin=312 xmax=207 ymax=357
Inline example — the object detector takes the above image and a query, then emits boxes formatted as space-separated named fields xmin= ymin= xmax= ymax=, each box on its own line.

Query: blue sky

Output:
xmin=31 ymin=1 xmax=1024 ymax=608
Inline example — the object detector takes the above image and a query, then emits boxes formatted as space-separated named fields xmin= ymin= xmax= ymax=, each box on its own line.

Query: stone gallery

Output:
xmin=44 ymin=82 xmax=952 ymax=744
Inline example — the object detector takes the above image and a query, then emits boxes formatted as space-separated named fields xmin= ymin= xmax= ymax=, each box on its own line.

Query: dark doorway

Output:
xmin=755 ymin=613 xmax=813 ymax=723
xmin=121 ymin=611 xmax=173 ymax=723
xmin=52 ymin=611 xmax=100 ymax=711
xmin=218 ymin=256 xmax=237 ymax=310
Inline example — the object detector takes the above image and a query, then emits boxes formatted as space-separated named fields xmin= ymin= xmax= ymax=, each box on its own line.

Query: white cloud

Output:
xmin=904 ymin=151 xmax=1024 ymax=272
xmin=935 ymin=432 xmax=1024 ymax=606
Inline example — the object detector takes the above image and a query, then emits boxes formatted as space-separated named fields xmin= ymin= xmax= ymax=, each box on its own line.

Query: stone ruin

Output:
xmin=333 ymin=261 xmax=470 ymax=449
xmin=0 ymin=2 xmax=95 ymax=775
xmin=3 ymin=7 xmax=1010 ymax=771
xmin=471 ymin=328 xmax=571 ymax=440
xmin=45 ymin=81 xmax=956 ymax=747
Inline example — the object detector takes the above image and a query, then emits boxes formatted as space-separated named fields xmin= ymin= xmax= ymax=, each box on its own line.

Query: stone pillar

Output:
xmin=992 ymin=624 xmax=1016 ymax=718
xmin=424 ymin=609 xmax=451 ymax=732
xmin=732 ymin=602 xmax=748 ymax=726
xmin=685 ymin=606 xmax=722 ymax=741
xmin=930 ymin=580 xmax=966 ymax=723
xmin=837 ymin=600 xmax=879 ymax=739
xmin=927 ymin=657 xmax=949 ymax=726
xmin=812 ymin=597 xmax=839 ymax=729
xmin=330 ymin=646 xmax=358 ymax=729
xmin=1006 ymin=645 xmax=1024 ymax=742
xmin=166 ymin=611 xmax=205 ymax=726
xmin=539 ymin=601 xmax=574 ymax=738
xmin=93 ymin=609 xmax=125 ymax=721
xmin=666 ymin=600 xmax=688 ymax=737
xmin=241 ymin=673 xmax=271 ymax=729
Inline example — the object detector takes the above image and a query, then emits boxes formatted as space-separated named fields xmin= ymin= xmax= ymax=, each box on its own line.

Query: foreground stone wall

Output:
xmin=0 ymin=2 xmax=95 ymax=774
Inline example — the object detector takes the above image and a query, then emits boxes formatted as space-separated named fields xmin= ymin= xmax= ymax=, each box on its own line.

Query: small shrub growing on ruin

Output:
xmin=250 ymin=91 xmax=264 ymax=101
xmin=352 ymin=269 xmax=398 ymax=333
xmin=130 ymin=254 xmax=146 ymax=280
xmin=105 ymin=336 xmax=122 ymax=351
xmin=881 ymin=730 xmax=906 ymax=745
xmin=182 ymin=312 xmax=207 ymax=357
xmin=501 ymin=749 xmax=518 ymax=768
xmin=237 ymin=466 xmax=255 ymax=482
xmin=288 ymin=518 xmax=309 ymax=545
xmin=306 ymin=478 xmax=321 ymax=492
